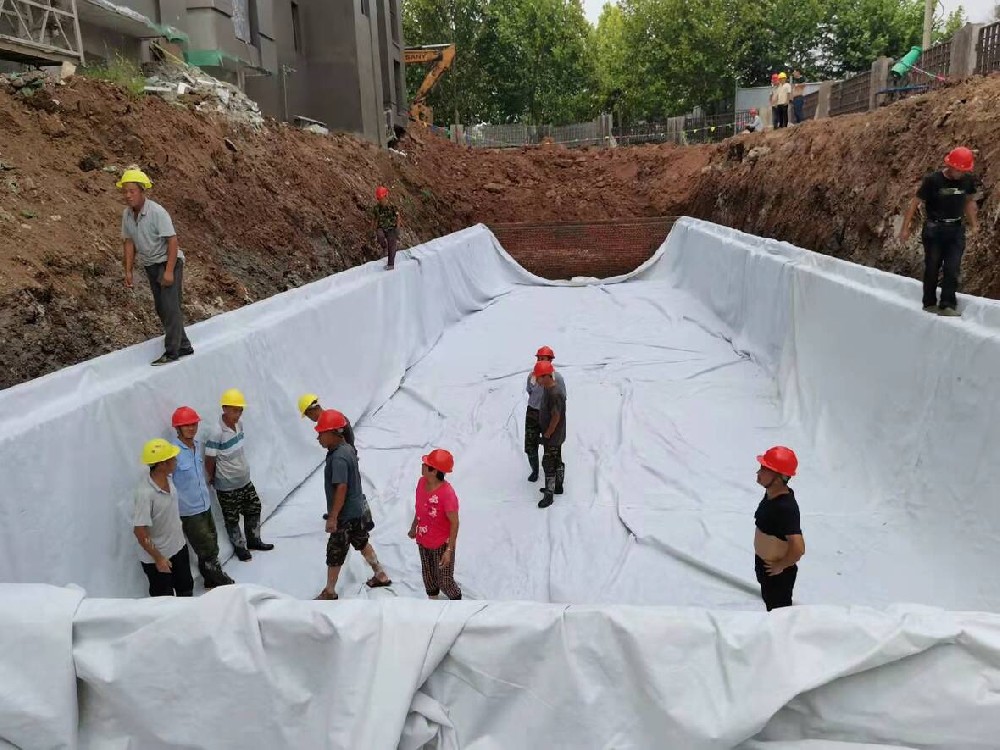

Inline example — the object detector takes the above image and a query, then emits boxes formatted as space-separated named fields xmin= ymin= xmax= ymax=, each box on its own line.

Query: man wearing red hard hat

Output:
xmin=171 ymin=406 xmax=234 ymax=589
xmin=525 ymin=346 xmax=566 ymax=483
xmin=900 ymin=147 xmax=979 ymax=316
xmin=753 ymin=446 xmax=805 ymax=611
xmin=408 ymin=448 xmax=462 ymax=599
xmin=370 ymin=185 xmax=402 ymax=270
xmin=534 ymin=360 xmax=567 ymax=509
xmin=314 ymin=409 xmax=391 ymax=600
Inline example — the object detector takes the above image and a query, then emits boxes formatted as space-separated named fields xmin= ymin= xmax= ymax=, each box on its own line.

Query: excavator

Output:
xmin=403 ymin=44 xmax=456 ymax=125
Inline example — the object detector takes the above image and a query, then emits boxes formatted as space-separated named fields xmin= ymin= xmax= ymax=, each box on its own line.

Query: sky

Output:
xmin=582 ymin=0 xmax=996 ymax=25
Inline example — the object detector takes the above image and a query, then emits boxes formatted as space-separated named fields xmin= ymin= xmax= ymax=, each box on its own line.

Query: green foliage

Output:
xmin=80 ymin=54 xmax=146 ymax=97
xmin=403 ymin=0 xmax=970 ymax=126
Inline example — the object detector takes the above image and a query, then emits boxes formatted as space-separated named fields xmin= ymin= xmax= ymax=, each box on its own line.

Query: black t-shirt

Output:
xmin=539 ymin=385 xmax=566 ymax=446
xmin=754 ymin=490 xmax=801 ymax=540
xmin=917 ymin=170 xmax=976 ymax=222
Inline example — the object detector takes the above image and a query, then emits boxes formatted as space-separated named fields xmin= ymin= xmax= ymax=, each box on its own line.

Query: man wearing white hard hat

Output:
xmin=118 ymin=165 xmax=193 ymax=366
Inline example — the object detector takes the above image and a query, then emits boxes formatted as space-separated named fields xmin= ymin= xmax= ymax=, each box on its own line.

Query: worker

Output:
xmin=170 ymin=406 xmax=234 ymax=589
xmin=408 ymin=448 xmax=462 ymax=600
xmin=371 ymin=185 xmax=401 ymax=270
xmin=133 ymin=438 xmax=193 ymax=597
xmin=525 ymin=346 xmax=566 ymax=482
xmin=298 ymin=393 xmax=356 ymax=448
xmin=769 ymin=73 xmax=780 ymax=129
xmin=899 ymin=147 xmax=979 ymax=316
xmin=534 ymin=360 xmax=566 ymax=509
xmin=744 ymin=108 xmax=763 ymax=133
xmin=205 ymin=388 xmax=274 ymax=562
xmin=774 ymin=72 xmax=791 ymax=128
xmin=313 ymin=409 xmax=391 ymax=600
xmin=753 ymin=446 xmax=805 ymax=611
xmin=791 ymin=70 xmax=806 ymax=124
xmin=118 ymin=166 xmax=193 ymax=366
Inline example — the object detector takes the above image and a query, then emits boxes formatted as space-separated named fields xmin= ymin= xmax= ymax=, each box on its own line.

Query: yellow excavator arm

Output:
xmin=404 ymin=44 xmax=456 ymax=124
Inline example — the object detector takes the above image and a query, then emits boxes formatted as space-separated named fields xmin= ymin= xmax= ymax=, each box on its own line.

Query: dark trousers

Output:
xmin=418 ymin=543 xmax=461 ymax=599
xmin=542 ymin=441 xmax=564 ymax=493
xmin=921 ymin=223 xmax=965 ymax=309
xmin=771 ymin=106 xmax=779 ymax=129
xmin=756 ymin=558 xmax=797 ymax=611
xmin=524 ymin=407 xmax=542 ymax=458
xmin=377 ymin=228 xmax=399 ymax=267
xmin=141 ymin=546 xmax=194 ymax=597
xmin=144 ymin=260 xmax=192 ymax=358
xmin=792 ymin=96 xmax=805 ymax=123
xmin=776 ymin=104 xmax=789 ymax=128
xmin=216 ymin=482 xmax=263 ymax=550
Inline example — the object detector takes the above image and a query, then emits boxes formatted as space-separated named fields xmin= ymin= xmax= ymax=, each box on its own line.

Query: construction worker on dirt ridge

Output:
xmin=118 ymin=166 xmax=193 ymax=366
xmin=769 ymin=73 xmax=780 ymax=129
xmin=774 ymin=72 xmax=792 ymax=129
xmin=525 ymin=346 xmax=566 ymax=483
xmin=899 ymin=147 xmax=979 ymax=317
xmin=205 ymin=388 xmax=275 ymax=562
xmin=170 ymin=406 xmax=234 ymax=589
xmin=744 ymin=108 xmax=763 ymax=134
xmin=371 ymin=185 xmax=402 ymax=270
xmin=791 ymin=70 xmax=807 ymax=124
xmin=298 ymin=393 xmax=356 ymax=448
xmin=534 ymin=360 xmax=567 ymax=509
xmin=133 ymin=438 xmax=193 ymax=597
xmin=314 ymin=409 xmax=392 ymax=600
xmin=409 ymin=448 xmax=462 ymax=600
xmin=753 ymin=446 xmax=805 ymax=611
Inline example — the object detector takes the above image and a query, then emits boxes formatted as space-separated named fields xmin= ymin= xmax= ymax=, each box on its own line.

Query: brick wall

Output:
xmin=490 ymin=217 xmax=677 ymax=279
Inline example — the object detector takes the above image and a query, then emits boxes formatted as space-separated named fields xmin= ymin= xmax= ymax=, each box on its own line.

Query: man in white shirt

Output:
xmin=133 ymin=438 xmax=193 ymax=597
xmin=774 ymin=72 xmax=792 ymax=129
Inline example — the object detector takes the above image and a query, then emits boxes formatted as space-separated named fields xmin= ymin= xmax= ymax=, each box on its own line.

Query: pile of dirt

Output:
xmin=687 ymin=76 xmax=1000 ymax=299
xmin=0 ymin=74 xmax=710 ymax=388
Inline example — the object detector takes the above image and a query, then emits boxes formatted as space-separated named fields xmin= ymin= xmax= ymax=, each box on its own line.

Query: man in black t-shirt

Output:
xmin=534 ymin=360 xmax=566 ymax=509
xmin=900 ymin=147 xmax=979 ymax=316
xmin=753 ymin=446 xmax=805 ymax=611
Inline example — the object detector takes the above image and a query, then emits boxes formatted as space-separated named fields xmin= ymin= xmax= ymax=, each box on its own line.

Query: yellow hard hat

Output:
xmin=116 ymin=168 xmax=153 ymax=190
xmin=220 ymin=388 xmax=247 ymax=408
xmin=142 ymin=438 xmax=180 ymax=466
xmin=777 ymin=72 xmax=788 ymax=79
xmin=298 ymin=393 xmax=319 ymax=417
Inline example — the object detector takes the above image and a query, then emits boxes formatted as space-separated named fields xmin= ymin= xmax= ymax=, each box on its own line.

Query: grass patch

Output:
xmin=80 ymin=54 xmax=146 ymax=97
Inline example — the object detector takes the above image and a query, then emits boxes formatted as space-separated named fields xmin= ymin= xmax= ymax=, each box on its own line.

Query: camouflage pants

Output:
xmin=180 ymin=509 xmax=221 ymax=573
xmin=542 ymin=442 xmax=565 ymax=493
xmin=524 ymin=407 xmax=542 ymax=456
xmin=215 ymin=481 xmax=263 ymax=550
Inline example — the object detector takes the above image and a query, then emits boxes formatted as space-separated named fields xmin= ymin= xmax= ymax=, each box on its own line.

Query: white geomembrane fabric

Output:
xmin=1 ymin=219 xmax=1000 ymax=749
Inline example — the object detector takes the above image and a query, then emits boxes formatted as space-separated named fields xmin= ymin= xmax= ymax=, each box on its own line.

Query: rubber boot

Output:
xmin=527 ymin=454 xmax=540 ymax=483
xmin=225 ymin=522 xmax=252 ymax=561
xmin=245 ymin=514 xmax=274 ymax=551
xmin=555 ymin=462 xmax=565 ymax=495
xmin=538 ymin=474 xmax=556 ymax=508
xmin=203 ymin=560 xmax=235 ymax=588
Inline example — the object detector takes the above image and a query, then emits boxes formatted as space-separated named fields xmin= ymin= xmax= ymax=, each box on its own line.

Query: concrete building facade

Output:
xmin=0 ymin=0 xmax=406 ymax=145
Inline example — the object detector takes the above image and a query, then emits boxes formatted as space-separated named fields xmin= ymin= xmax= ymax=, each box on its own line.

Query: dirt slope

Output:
xmin=0 ymin=75 xmax=710 ymax=388
xmin=687 ymin=76 xmax=1000 ymax=299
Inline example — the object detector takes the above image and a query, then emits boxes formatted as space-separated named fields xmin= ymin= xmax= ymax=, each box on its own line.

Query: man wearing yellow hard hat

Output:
xmin=118 ymin=165 xmax=193 ymax=366
xmin=133 ymin=438 xmax=193 ymax=596
xmin=298 ymin=393 xmax=356 ymax=448
xmin=205 ymin=388 xmax=275 ymax=561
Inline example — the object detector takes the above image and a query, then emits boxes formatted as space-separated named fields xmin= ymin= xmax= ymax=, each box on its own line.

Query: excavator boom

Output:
xmin=404 ymin=43 xmax=456 ymax=124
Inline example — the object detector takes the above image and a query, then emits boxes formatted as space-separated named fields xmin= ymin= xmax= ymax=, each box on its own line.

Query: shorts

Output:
xmin=326 ymin=512 xmax=373 ymax=567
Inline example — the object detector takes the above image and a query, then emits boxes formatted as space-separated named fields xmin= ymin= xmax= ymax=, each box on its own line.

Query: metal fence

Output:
xmin=467 ymin=121 xmax=606 ymax=148
xmin=977 ymin=21 xmax=1000 ymax=75
xmin=802 ymin=90 xmax=819 ymax=120
xmin=829 ymin=70 xmax=871 ymax=117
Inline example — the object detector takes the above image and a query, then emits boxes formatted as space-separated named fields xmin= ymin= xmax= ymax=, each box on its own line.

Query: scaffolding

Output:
xmin=0 ymin=0 xmax=83 ymax=64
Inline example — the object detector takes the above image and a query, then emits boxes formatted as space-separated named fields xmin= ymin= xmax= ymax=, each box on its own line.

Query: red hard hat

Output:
xmin=171 ymin=406 xmax=201 ymax=428
xmin=422 ymin=448 xmax=455 ymax=474
xmin=757 ymin=446 xmax=798 ymax=477
xmin=315 ymin=409 xmax=348 ymax=433
xmin=944 ymin=147 xmax=974 ymax=173
xmin=536 ymin=345 xmax=555 ymax=359
xmin=749 ymin=107 xmax=758 ymax=115
xmin=533 ymin=360 xmax=555 ymax=378
xmin=375 ymin=185 xmax=390 ymax=200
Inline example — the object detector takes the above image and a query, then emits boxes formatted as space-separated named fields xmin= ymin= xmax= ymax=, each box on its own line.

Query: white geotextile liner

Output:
xmin=3 ymin=219 xmax=1000 ymax=746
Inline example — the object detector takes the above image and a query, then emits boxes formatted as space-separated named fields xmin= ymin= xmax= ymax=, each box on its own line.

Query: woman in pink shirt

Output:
xmin=408 ymin=449 xmax=461 ymax=600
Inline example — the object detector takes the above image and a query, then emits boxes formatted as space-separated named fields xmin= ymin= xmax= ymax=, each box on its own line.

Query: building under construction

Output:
xmin=0 ymin=0 xmax=407 ymax=145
